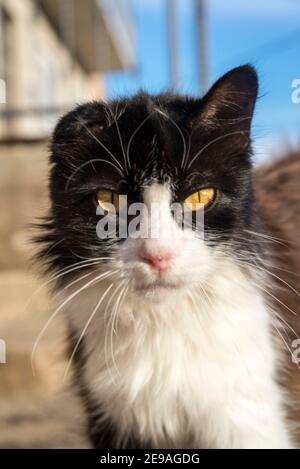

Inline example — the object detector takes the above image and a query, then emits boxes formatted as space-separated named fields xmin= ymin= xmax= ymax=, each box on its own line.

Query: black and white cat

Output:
xmin=37 ymin=65 xmax=296 ymax=448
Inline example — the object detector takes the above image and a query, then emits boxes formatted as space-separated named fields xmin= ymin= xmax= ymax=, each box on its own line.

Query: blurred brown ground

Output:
xmin=0 ymin=142 xmax=89 ymax=448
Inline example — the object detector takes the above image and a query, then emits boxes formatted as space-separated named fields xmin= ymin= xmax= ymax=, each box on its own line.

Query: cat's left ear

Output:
xmin=192 ymin=65 xmax=258 ymax=137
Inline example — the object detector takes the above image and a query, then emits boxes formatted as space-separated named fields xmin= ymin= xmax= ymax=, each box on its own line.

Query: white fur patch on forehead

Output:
xmin=143 ymin=183 xmax=171 ymax=206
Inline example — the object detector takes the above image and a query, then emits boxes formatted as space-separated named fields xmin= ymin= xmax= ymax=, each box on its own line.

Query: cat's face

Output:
xmin=42 ymin=66 xmax=258 ymax=303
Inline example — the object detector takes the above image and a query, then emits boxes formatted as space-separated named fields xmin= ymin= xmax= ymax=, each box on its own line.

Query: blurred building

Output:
xmin=0 ymin=0 xmax=135 ymax=140
xmin=0 ymin=0 xmax=136 ymax=270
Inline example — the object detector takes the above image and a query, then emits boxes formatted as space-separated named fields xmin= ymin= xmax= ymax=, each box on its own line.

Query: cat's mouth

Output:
xmin=135 ymin=280 xmax=180 ymax=295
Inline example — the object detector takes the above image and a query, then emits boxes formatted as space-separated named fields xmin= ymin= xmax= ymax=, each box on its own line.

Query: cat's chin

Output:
xmin=134 ymin=281 xmax=182 ymax=302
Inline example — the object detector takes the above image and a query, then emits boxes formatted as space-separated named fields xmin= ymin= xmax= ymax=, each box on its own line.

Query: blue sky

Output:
xmin=106 ymin=0 xmax=300 ymax=159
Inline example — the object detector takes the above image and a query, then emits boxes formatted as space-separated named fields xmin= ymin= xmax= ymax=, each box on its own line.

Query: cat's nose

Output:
xmin=140 ymin=250 xmax=173 ymax=272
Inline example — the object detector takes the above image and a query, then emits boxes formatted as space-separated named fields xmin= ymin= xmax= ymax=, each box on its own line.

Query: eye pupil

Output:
xmin=184 ymin=188 xmax=215 ymax=211
xmin=113 ymin=193 xmax=120 ymax=212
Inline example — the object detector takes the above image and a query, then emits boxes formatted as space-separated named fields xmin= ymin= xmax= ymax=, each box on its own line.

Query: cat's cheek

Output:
xmin=176 ymin=233 xmax=216 ymax=282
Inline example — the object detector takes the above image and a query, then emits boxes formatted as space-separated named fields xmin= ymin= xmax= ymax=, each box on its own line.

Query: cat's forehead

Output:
xmin=77 ymin=95 xmax=193 ymax=187
xmin=105 ymin=94 xmax=189 ymax=144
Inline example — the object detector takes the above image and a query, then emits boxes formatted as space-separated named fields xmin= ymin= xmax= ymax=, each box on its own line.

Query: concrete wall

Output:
xmin=0 ymin=141 xmax=85 ymax=448
xmin=0 ymin=141 xmax=49 ymax=269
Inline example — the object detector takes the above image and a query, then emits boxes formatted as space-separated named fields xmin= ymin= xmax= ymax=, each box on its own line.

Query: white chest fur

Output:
xmin=66 ymin=263 xmax=293 ymax=449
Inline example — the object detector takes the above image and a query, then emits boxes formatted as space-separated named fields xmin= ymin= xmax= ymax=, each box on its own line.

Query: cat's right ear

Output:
xmin=190 ymin=65 xmax=258 ymax=137
xmin=50 ymin=101 xmax=107 ymax=167
xmin=52 ymin=102 xmax=107 ymax=143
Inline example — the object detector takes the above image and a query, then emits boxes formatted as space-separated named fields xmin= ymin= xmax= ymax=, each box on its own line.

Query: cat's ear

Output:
xmin=192 ymin=65 xmax=258 ymax=135
xmin=52 ymin=102 xmax=107 ymax=144
xmin=50 ymin=102 xmax=108 ymax=165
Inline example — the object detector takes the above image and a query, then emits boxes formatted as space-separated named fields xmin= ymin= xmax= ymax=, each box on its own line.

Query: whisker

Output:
xmin=104 ymin=281 xmax=126 ymax=380
xmin=65 ymin=158 xmax=125 ymax=192
xmin=232 ymin=257 xmax=300 ymax=313
xmin=23 ymin=258 xmax=113 ymax=315
xmin=58 ymin=270 xmax=97 ymax=295
xmin=109 ymin=280 xmax=129 ymax=375
xmin=112 ymin=103 xmax=129 ymax=173
xmin=246 ymin=259 xmax=300 ymax=300
xmin=63 ymin=282 xmax=115 ymax=381
xmin=155 ymin=107 xmax=188 ymax=170
xmin=126 ymin=113 xmax=153 ymax=170
xmin=252 ymin=282 xmax=297 ymax=317
xmin=30 ymin=269 xmax=117 ymax=375
xmin=187 ymin=130 xmax=248 ymax=169
xmin=244 ymin=229 xmax=290 ymax=247
xmin=272 ymin=323 xmax=300 ymax=370
xmin=273 ymin=312 xmax=300 ymax=343
xmin=82 ymin=121 xmax=125 ymax=174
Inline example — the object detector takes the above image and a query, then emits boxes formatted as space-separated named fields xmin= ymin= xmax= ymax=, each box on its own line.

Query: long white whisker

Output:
xmin=126 ymin=113 xmax=153 ymax=169
xmin=30 ymin=269 xmax=117 ymax=374
xmin=104 ymin=281 xmax=126 ymax=381
xmin=63 ymin=282 xmax=115 ymax=381
xmin=187 ymin=131 xmax=247 ymax=169
xmin=273 ymin=312 xmax=300 ymax=342
xmin=246 ymin=259 xmax=300 ymax=299
xmin=273 ymin=323 xmax=300 ymax=370
xmin=155 ymin=107 xmax=187 ymax=170
xmin=23 ymin=258 xmax=113 ymax=315
xmin=65 ymin=158 xmax=124 ymax=191
xmin=252 ymin=282 xmax=297 ymax=317
xmin=227 ymin=256 xmax=298 ymax=316
xmin=244 ymin=229 xmax=289 ymax=247
xmin=113 ymin=104 xmax=129 ymax=173
xmin=82 ymin=122 xmax=125 ymax=173
xmin=109 ymin=281 xmax=129 ymax=375
xmin=56 ymin=270 xmax=98 ymax=297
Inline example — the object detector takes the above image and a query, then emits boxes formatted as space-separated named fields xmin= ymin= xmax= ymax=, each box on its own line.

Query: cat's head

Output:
xmin=40 ymin=65 xmax=258 ymax=303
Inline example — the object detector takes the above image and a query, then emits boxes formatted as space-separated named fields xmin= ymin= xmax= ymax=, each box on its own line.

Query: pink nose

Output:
xmin=140 ymin=250 xmax=173 ymax=271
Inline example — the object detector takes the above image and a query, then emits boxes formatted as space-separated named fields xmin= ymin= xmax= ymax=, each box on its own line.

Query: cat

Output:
xmin=36 ymin=65 xmax=300 ymax=449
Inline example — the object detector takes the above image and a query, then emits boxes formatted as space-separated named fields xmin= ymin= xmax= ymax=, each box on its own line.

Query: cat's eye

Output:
xmin=184 ymin=188 xmax=216 ymax=210
xmin=96 ymin=190 xmax=119 ymax=212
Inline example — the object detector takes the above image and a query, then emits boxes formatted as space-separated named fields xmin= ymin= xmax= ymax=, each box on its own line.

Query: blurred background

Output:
xmin=0 ymin=0 xmax=299 ymax=448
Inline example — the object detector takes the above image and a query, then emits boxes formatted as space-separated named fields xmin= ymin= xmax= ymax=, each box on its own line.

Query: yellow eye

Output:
xmin=96 ymin=190 xmax=119 ymax=212
xmin=184 ymin=188 xmax=216 ymax=211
